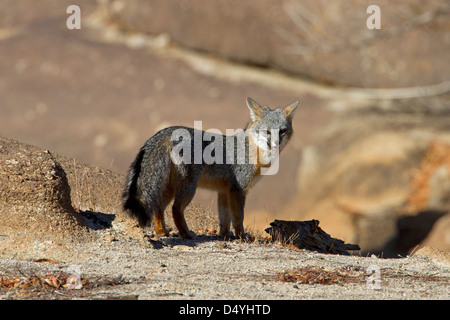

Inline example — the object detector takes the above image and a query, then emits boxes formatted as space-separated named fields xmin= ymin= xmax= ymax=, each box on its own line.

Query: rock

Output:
xmin=103 ymin=234 xmax=117 ymax=243
xmin=412 ymin=246 xmax=450 ymax=266
xmin=421 ymin=213 xmax=450 ymax=251
xmin=173 ymin=245 xmax=193 ymax=251
xmin=282 ymin=98 xmax=450 ymax=255
xmin=0 ymin=137 xmax=91 ymax=241
xmin=428 ymin=165 xmax=450 ymax=209
xmin=407 ymin=142 xmax=450 ymax=212
xmin=102 ymin=0 xmax=450 ymax=88
xmin=389 ymin=210 xmax=448 ymax=256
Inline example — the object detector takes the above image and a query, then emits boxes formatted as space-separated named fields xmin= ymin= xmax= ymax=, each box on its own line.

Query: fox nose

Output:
xmin=271 ymin=139 xmax=280 ymax=149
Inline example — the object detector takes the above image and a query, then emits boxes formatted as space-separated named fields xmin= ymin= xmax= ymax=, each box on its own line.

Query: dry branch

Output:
xmin=265 ymin=219 xmax=360 ymax=255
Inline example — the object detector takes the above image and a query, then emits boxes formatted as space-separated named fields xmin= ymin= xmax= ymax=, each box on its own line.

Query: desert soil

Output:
xmin=0 ymin=219 xmax=448 ymax=300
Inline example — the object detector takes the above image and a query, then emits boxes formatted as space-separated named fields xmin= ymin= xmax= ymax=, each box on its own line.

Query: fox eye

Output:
xmin=256 ymin=129 xmax=271 ymax=136
xmin=279 ymin=128 xmax=287 ymax=136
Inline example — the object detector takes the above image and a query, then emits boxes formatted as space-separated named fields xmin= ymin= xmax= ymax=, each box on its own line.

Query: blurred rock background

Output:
xmin=0 ymin=0 xmax=449 ymax=256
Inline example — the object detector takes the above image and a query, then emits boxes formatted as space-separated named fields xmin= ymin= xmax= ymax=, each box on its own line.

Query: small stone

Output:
xmin=103 ymin=235 xmax=116 ymax=243
xmin=173 ymin=245 xmax=193 ymax=251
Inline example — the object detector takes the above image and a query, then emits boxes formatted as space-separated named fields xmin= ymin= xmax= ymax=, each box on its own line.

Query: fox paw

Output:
xmin=179 ymin=230 xmax=196 ymax=239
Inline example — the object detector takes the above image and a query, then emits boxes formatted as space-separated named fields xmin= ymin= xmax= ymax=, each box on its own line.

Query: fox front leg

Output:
xmin=229 ymin=190 xmax=246 ymax=239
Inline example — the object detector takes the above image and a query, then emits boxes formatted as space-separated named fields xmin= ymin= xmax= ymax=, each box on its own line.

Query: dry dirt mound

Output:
xmin=0 ymin=137 xmax=90 ymax=242
xmin=0 ymin=137 xmax=217 ymax=249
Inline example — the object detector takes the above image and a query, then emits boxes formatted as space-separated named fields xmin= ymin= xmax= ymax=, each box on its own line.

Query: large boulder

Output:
xmin=283 ymin=96 xmax=450 ymax=255
xmin=101 ymin=0 xmax=450 ymax=88
xmin=421 ymin=214 xmax=450 ymax=253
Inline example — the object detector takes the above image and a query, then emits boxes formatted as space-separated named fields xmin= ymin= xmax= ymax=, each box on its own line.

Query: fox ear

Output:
xmin=283 ymin=100 xmax=299 ymax=122
xmin=246 ymin=97 xmax=268 ymax=121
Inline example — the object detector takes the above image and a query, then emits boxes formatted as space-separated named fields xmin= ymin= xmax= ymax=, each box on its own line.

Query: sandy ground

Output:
xmin=0 ymin=216 xmax=448 ymax=301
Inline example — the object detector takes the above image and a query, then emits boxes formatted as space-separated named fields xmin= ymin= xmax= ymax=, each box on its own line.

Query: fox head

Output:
xmin=246 ymin=97 xmax=299 ymax=157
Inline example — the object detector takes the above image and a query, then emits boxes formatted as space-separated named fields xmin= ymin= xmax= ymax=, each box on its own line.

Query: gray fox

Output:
xmin=123 ymin=97 xmax=299 ymax=238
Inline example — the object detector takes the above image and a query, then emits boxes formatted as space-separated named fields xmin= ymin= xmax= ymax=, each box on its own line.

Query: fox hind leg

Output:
xmin=154 ymin=209 xmax=169 ymax=236
xmin=172 ymin=185 xmax=197 ymax=239
xmin=150 ymin=185 xmax=173 ymax=237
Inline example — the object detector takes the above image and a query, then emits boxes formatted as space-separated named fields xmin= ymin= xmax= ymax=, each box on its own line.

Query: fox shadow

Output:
xmin=77 ymin=209 xmax=237 ymax=249
xmin=147 ymin=232 xmax=244 ymax=250
xmin=78 ymin=210 xmax=115 ymax=230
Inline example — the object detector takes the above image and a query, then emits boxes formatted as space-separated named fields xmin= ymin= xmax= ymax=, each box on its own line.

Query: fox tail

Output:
xmin=122 ymin=146 xmax=149 ymax=227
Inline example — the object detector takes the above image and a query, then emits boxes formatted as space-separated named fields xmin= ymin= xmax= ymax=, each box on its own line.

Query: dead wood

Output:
xmin=265 ymin=219 xmax=360 ymax=255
